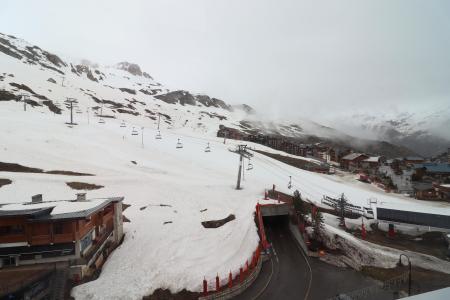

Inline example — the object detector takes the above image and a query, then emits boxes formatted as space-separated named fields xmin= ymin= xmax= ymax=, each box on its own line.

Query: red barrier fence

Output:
xmin=202 ymin=243 xmax=261 ymax=297
xmin=201 ymin=203 xmax=267 ymax=297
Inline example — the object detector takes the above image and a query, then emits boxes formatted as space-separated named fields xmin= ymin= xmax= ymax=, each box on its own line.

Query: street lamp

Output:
xmin=397 ymin=253 xmax=412 ymax=296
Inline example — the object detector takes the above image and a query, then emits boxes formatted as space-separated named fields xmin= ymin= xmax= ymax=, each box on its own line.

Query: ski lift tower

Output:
xmin=65 ymin=97 xmax=78 ymax=126
xmin=230 ymin=145 xmax=253 ymax=190
xmin=19 ymin=93 xmax=29 ymax=111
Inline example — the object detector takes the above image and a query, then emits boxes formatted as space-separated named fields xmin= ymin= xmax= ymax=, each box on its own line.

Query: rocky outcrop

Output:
xmin=116 ymin=62 xmax=143 ymax=76
xmin=75 ymin=65 xmax=98 ymax=82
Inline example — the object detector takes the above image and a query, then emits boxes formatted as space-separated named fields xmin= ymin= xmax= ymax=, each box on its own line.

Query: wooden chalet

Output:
xmin=0 ymin=194 xmax=124 ymax=282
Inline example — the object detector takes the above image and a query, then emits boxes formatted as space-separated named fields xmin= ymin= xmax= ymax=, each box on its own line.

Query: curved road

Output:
xmin=235 ymin=216 xmax=385 ymax=300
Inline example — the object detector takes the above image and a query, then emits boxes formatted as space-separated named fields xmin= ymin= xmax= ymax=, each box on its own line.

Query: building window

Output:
xmin=0 ymin=225 xmax=24 ymax=236
xmin=54 ymin=223 xmax=63 ymax=234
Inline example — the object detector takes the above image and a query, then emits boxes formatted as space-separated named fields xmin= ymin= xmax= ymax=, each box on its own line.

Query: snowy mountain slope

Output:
xmin=0 ymin=32 xmax=420 ymax=158
xmin=0 ymin=32 xmax=252 ymax=137
xmin=332 ymin=108 xmax=450 ymax=157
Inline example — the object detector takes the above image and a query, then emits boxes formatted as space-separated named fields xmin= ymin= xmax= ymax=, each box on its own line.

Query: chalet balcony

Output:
xmin=54 ymin=233 xmax=74 ymax=244
xmin=31 ymin=235 xmax=52 ymax=245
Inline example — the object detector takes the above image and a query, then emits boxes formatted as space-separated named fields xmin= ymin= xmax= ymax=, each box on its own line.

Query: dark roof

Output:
xmin=0 ymin=207 xmax=54 ymax=218
xmin=414 ymin=163 xmax=450 ymax=174
xmin=405 ymin=156 xmax=424 ymax=161
xmin=377 ymin=207 xmax=450 ymax=229
xmin=0 ymin=197 xmax=124 ymax=221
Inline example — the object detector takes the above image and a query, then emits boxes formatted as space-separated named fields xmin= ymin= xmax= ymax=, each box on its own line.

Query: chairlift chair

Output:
xmin=247 ymin=160 xmax=253 ymax=171
xmin=131 ymin=127 xmax=139 ymax=136
xmin=205 ymin=142 xmax=211 ymax=153
xmin=176 ymin=138 xmax=183 ymax=149
xmin=155 ymin=130 xmax=162 ymax=139
xmin=120 ymin=120 xmax=126 ymax=128
xmin=98 ymin=118 xmax=105 ymax=124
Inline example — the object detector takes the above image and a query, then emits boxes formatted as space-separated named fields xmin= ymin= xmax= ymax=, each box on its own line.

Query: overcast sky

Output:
xmin=1 ymin=0 xmax=450 ymax=122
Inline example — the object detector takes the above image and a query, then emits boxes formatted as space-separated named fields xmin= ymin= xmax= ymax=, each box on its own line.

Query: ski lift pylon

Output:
xmin=176 ymin=138 xmax=183 ymax=149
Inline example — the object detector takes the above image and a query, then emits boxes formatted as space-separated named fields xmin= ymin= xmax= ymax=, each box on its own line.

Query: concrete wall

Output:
xmin=260 ymin=204 xmax=290 ymax=217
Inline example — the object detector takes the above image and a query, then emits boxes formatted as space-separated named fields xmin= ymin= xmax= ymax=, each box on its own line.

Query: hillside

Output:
xmin=0 ymin=32 xmax=418 ymax=158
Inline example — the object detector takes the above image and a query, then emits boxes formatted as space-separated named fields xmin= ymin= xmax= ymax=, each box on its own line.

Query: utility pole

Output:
xmin=61 ymin=76 xmax=65 ymax=87
xmin=87 ymin=108 xmax=90 ymax=124
xmin=141 ymin=127 xmax=144 ymax=148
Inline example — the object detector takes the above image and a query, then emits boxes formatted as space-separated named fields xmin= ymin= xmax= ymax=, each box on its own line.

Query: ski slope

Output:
xmin=1 ymin=101 xmax=449 ymax=299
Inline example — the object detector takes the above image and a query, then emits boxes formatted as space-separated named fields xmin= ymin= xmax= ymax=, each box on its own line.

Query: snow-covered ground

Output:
xmin=2 ymin=102 xmax=449 ymax=299
xmin=2 ymin=32 xmax=450 ymax=300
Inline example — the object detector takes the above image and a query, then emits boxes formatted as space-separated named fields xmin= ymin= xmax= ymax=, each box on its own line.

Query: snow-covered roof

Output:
xmin=0 ymin=197 xmax=123 ymax=220
xmin=363 ymin=156 xmax=381 ymax=163
xmin=342 ymin=153 xmax=366 ymax=161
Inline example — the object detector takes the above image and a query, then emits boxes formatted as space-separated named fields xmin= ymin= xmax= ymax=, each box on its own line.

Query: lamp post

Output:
xmin=397 ymin=254 xmax=412 ymax=296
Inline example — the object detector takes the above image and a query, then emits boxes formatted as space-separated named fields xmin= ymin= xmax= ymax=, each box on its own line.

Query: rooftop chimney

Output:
xmin=76 ymin=193 xmax=87 ymax=201
xmin=31 ymin=194 xmax=43 ymax=203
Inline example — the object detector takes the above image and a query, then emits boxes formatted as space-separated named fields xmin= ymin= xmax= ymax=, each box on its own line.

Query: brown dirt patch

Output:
xmin=66 ymin=182 xmax=104 ymax=190
xmin=144 ymin=288 xmax=200 ymax=300
xmin=0 ymin=162 xmax=93 ymax=176
xmin=202 ymin=214 xmax=235 ymax=228
xmin=0 ymin=178 xmax=12 ymax=188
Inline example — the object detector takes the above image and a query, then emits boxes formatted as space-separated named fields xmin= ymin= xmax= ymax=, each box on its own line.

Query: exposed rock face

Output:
xmin=47 ymin=78 xmax=56 ymax=84
xmin=234 ymin=104 xmax=255 ymax=114
xmin=0 ymin=33 xmax=65 ymax=75
xmin=155 ymin=90 xmax=196 ymax=106
xmin=116 ymin=62 xmax=143 ymax=76
xmin=155 ymin=90 xmax=232 ymax=110
xmin=75 ymin=65 xmax=98 ymax=82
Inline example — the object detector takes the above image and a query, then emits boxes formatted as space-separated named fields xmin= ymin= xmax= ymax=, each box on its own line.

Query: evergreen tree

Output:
xmin=293 ymin=190 xmax=308 ymax=218
xmin=337 ymin=193 xmax=347 ymax=228
xmin=313 ymin=209 xmax=325 ymax=241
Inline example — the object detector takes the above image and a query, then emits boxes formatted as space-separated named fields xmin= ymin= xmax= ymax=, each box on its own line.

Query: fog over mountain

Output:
xmin=1 ymin=0 xmax=449 ymax=156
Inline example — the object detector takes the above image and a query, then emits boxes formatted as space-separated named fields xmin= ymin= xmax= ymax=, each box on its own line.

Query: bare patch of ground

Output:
xmin=144 ymin=288 xmax=199 ymax=300
xmin=0 ymin=161 xmax=93 ymax=176
xmin=202 ymin=214 xmax=235 ymax=228
xmin=66 ymin=182 xmax=104 ymax=190
xmin=0 ymin=178 xmax=12 ymax=188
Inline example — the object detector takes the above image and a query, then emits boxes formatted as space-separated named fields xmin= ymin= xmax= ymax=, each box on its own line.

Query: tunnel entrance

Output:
xmin=262 ymin=215 xmax=290 ymax=230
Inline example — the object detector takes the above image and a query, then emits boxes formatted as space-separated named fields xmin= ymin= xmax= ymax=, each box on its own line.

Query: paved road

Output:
xmin=236 ymin=216 xmax=390 ymax=300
